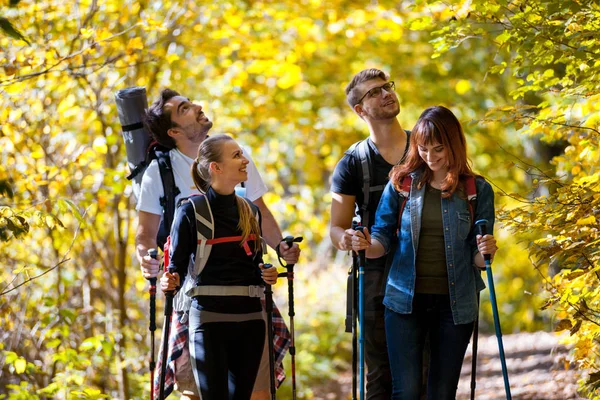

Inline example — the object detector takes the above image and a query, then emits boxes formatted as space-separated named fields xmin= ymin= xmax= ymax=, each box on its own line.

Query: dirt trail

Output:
xmin=457 ymin=331 xmax=583 ymax=399
xmin=314 ymin=331 xmax=585 ymax=399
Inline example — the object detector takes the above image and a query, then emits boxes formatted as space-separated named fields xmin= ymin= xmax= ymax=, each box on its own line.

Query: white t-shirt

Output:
xmin=136 ymin=147 xmax=268 ymax=215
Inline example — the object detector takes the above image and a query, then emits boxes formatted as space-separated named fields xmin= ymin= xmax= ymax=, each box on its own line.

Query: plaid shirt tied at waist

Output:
xmin=153 ymin=299 xmax=291 ymax=399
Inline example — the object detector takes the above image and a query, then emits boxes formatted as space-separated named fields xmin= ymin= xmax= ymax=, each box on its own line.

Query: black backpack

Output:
xmin=345 ymin=130 xmax=411 ymax=228
xmin=139 ymin=142 xmax=180 ymax=250
xmin=115 ymin=87 xmax=180 ymax=250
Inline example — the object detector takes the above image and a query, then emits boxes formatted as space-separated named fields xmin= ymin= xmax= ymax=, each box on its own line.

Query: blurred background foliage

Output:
xmin=0 ymin=0 xmax=598 ymax=398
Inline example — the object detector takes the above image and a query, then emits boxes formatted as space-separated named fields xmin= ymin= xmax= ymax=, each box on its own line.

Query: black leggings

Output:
xmin=189 ymin=308 xmax=265 ymax=399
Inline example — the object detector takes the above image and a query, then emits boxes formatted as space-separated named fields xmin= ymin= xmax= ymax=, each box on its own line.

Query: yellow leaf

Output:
xmin=31 ymin=149 xmax=45 ymax=159
xmin=97 ymin=29 xmax=113 ymax=42
xmin=127 ymin=37 xmax=144 ymax=52
xmin=165 ymin=54 xmax=180 ymax=64
xmin=80 ymin=28 xmax=94 ymax=39
xmin=277 ymin=65 xmax=302 ymax=89
xmin=576 ymin=216 xmax=596 ymax=226
xmin=14 ymin=357 xmax=26 ymax=374
xmin=455 ymin=79 xmax=472 ymax=95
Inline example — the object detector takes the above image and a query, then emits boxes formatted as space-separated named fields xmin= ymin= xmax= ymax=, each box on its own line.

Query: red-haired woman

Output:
xmin=352 ymin=106 xmax=498 ymax=399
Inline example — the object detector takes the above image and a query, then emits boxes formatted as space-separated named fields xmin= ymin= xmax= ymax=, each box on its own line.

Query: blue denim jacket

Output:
xmin=370 ymin=171 xmax=494 ymax=325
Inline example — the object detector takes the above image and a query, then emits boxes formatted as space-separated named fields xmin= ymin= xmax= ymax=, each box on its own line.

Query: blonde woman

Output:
xmin=161 ymin=134 xmax=278 ymax=398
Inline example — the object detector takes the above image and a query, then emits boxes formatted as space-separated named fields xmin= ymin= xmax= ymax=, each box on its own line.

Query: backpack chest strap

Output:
xmin=200 ymin=234 xmax=259 ymax=256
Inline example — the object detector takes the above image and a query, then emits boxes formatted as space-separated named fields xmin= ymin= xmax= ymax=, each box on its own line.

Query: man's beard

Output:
xmin=187 ymin=121 xmax=213 ymax=143
xmin=371 ymin=104 xmax=400 ymax=120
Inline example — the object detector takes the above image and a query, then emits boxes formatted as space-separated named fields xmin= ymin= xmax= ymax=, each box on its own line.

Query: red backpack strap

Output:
xmin=397 ymin=176 xmax=412 ymax=233
xmin=205 ymin=234 xmax=259 ymax=256
xmin=464 ymin=175 xmax=477 ymax=226
xmin=163 ymin=236 xmax=171 ymax=272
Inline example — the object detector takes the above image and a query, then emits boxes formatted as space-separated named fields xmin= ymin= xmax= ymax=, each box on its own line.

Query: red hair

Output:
xmin=390 ymin=106 xmax=474 ymax=198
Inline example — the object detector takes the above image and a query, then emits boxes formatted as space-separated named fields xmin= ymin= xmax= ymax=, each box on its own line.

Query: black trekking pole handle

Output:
xmin=148 ymin=249 xmax=158 ymax=333
xmin=278 ymin=236 xmax=303 ymax=298
xmin=277 ymin=236 xmax=303 ymax=268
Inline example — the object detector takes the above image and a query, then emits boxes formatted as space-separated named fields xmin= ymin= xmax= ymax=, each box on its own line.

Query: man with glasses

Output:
xmin=330 ymin=68 xmax=410 ymax=399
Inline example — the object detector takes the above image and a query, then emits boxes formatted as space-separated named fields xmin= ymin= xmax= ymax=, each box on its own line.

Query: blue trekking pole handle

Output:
xmin=476 ymin=219 xmax=512 ymax=400
xmin=355 ymin=225 xmax=366 ymax=400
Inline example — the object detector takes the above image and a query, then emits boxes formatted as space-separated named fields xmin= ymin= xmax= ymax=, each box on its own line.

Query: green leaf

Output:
xmin=496 ymin=31 xmax=511 ymax=45
xmin=4 ymin=351 xmax=18 ymax=364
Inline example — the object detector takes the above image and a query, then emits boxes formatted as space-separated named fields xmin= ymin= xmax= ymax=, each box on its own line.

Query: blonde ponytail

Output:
xmin=235 ymin=196 xmax=262 ymax=253
xmin=191 ymin=158 xmax=210 ymax=194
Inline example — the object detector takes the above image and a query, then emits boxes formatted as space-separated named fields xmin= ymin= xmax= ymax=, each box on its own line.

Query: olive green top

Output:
xmin=415 ymin=185 xmax=449 ymax=294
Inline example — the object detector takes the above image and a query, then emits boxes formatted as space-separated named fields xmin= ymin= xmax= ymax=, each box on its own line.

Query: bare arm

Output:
xmin=330 ymin=192 xmax=357 ymax=251
xmin=254 ymin=196 xmax=301 ymax=263
xmin=135 ymin=211 xmax=162 ymax=278
xmin=253 ymin=197 xmax=282 ymax=249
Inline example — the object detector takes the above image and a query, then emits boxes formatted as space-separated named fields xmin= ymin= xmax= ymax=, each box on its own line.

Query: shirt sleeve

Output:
xmin=242 ymin=147 xmax=268 ymax=202
xmin=168 ymin=202 xmax=196 ymax=280
xmin=136 ymin=160 xmax=164 ymax=215
xmin=370 ymin=181 xmax=401 ymax=254
xmin=471 ymin=177 xmax=496 ymax=257
xmin=331 ymin=153 xmax=358 ymax=195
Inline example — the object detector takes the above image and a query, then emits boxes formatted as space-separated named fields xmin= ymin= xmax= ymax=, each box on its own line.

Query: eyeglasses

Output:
xmin=356 ymin=81 xmax=396 ymax=105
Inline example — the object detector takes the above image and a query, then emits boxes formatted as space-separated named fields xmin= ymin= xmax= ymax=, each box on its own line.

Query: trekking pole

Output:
xmin=355 ymin=225 xmax=366 ymax=400
xmin=350 ymin=220 xmax=360 ymax=400
xmin=471 ymin=292 xmax=480 ymax=400
xmin=263 ymin=263 xmax=277 ymax=400
xmin=476 ymin=219 xmax=512 ymax=400
xmin=277 ymin=236 xmax=303 ymax=400
xmin=147 ymin=249 xmax=158 ymax=400
xmin=351 ymin=254 xmax=359 ymax=400
xmin=158 ymin=238 xmax=175 ymax=400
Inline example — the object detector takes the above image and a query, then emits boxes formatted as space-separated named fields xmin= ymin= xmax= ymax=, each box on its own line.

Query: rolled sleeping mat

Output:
xmin=115 ymin=86 xmax=151 ymax=201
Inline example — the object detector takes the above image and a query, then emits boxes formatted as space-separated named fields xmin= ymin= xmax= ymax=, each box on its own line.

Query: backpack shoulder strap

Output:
xmin=189 ymin=195 xmax=264 ymax=276
xmin=396 ymin=176 xmax=412 ymax=232
xmin=354 ymin=139 xmax=373 ymax=227
xmin=464 ymin=175 xmax=478 ymax=226
xmin=188 ymin=195 xmax=215 ymax=278
xmin=155 ymin=150 xmax=181 ymax=231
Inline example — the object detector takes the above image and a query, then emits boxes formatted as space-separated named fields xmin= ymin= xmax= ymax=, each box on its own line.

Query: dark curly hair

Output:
xmin=143 ymin=88 xmax=180 ymax=149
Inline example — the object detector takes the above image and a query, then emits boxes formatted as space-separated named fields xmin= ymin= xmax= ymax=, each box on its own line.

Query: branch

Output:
xmin=520 ymin=115 xmax=600 ymax=137
xmin=0 ymin=24 xmax=140 ymax=86
xmin=496 ymin=143 xmax=566 ymax=187
xmin=0 ymin=206 xmax=88 ymax=296
xmin=0 ymin=258 xmax=71 ymax=296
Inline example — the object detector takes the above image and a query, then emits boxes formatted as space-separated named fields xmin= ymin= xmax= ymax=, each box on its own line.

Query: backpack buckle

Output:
xmin=248 ymin=285 xmax=263 ymax=298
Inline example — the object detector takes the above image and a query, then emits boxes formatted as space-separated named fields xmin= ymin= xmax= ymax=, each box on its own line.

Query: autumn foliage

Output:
xmin=0 ymin=0 xmax=598 ymax=398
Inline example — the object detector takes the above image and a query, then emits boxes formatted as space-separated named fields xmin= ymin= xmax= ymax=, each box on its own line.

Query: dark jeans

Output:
xmin=385 ymin=293 xmax=473 ymax=400
xmin=189 ymin=308 xmax=265 ymax=399
xmin=364 ymin=261 xmax=393 ymax=400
